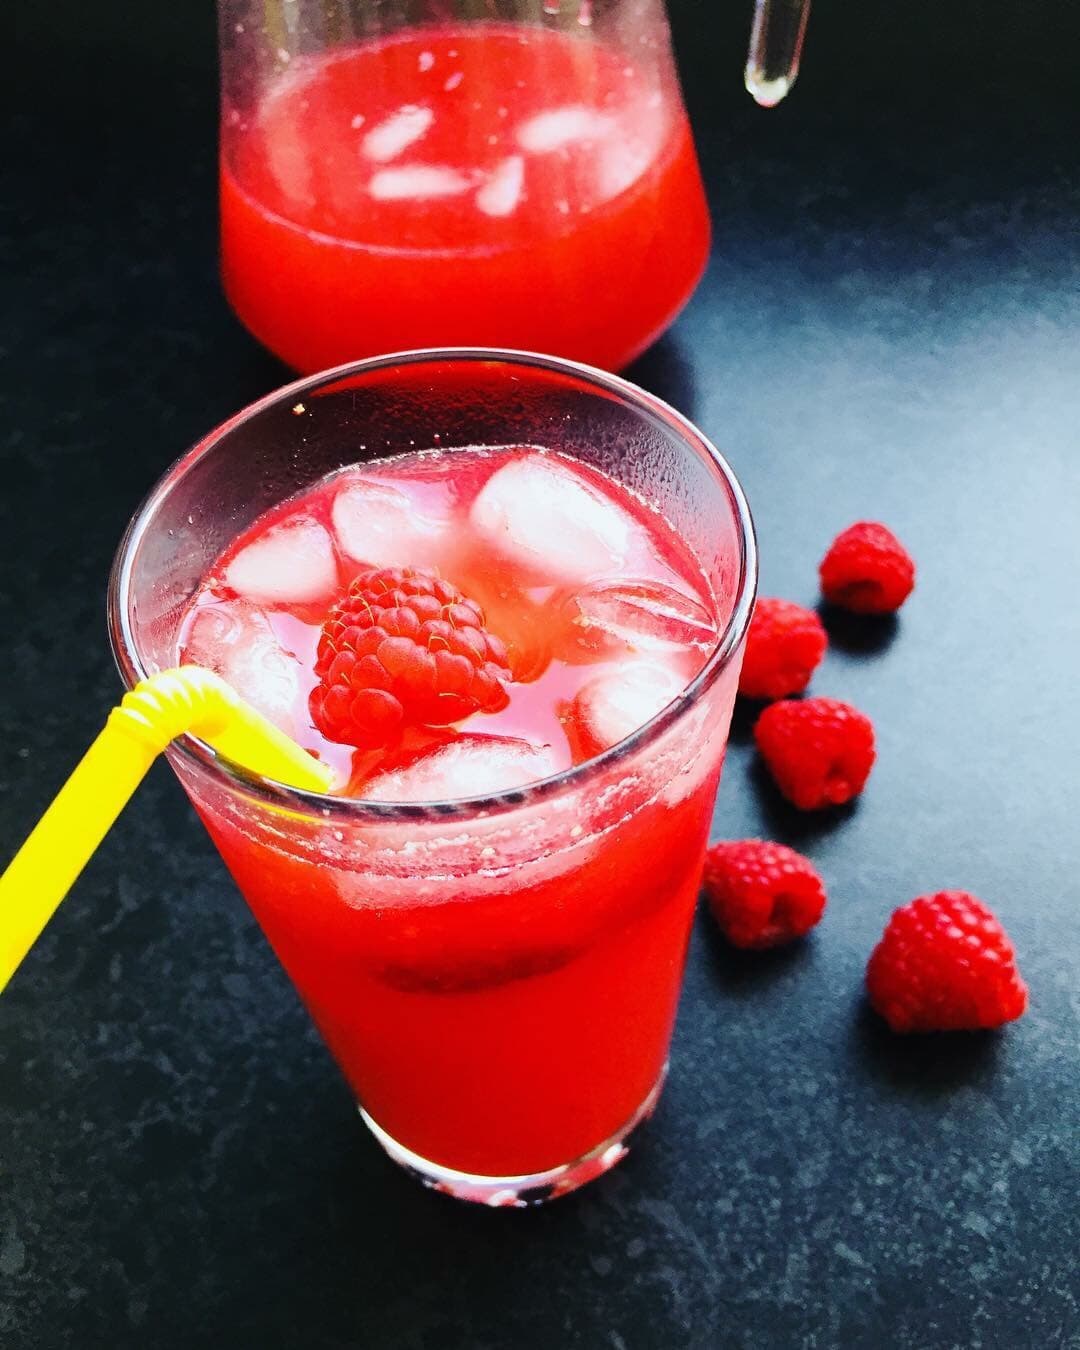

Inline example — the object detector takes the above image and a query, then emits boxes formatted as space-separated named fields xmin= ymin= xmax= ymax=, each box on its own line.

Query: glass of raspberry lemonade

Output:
xmin=109 ymin=351 xmax=756 ymax=1205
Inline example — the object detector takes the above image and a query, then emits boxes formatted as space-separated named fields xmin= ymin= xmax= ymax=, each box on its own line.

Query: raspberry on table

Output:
xmin=738 ymin=597 xmax=828 ymax=700
xmin=310 ymin=566 xmax=512 ymax=748
xmin=704 ymin=840 xmax=827 ymax=948
xmin=866 ymin=891 xmax=1028 ymax=1032
xmin=754 ymin=696 xmax=875 ymax=810
xmin=819 ymin=521 xmax=915 ymax=614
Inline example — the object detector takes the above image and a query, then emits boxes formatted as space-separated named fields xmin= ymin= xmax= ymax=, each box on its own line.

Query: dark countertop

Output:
xmin=2 ymin=2 xmax=1078 ymax=1346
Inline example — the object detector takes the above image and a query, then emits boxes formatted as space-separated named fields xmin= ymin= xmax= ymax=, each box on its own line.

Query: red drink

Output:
xmin=112 ymin=353 xmax=754 ymax=1202
xmin=179 ymin=446 xmax=730 ymax=1182
xmin=220 ymin=25 xmax=710 ymax=373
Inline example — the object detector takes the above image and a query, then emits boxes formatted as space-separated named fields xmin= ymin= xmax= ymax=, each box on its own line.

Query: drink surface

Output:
xmin=220 ymin=24 xmax=711 ymax=371
xmin=179 ymin=445 xmax=718 ymax=797
xmin=177 ymin=444 xmax=732 ymax=1177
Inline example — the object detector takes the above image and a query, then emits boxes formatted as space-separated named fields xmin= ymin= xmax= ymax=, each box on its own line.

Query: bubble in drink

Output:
xmin=223 ymin=516 xmax=338 ymax=606
xmin=362 ymin=735 xmax=559 ymax=803
xmin=469 ymin=452 xmax=631 ymax=584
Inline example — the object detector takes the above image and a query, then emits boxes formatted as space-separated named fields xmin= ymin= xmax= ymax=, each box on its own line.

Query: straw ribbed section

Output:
xmin=109 ymin=666 xmax=231 ymax=752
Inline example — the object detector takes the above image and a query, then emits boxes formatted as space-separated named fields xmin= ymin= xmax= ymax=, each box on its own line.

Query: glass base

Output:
xmin=360 ymin=1064 xmax=667 ymax=1208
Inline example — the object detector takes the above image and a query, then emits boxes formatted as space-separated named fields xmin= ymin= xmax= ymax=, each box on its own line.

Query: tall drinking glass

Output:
xmin=109 ymin=351 xmax=755 ymax=1205
xmin=218 ymin=0 xmax=711 ymax=373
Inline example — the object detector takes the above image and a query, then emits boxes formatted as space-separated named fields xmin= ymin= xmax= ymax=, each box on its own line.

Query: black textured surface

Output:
xmin=3 ymin=2 xmax=1080 ymax=1347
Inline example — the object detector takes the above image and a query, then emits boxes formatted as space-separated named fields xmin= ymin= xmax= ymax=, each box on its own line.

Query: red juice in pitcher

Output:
xmin=177 ymin=444 xmax=731 ymax=1185
xmin=220 ymin=25 xmax=710 ymax=372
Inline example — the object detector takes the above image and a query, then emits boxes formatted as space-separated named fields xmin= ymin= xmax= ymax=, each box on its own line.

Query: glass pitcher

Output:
xmin=218 ymin=0 xmax=810 ymax=374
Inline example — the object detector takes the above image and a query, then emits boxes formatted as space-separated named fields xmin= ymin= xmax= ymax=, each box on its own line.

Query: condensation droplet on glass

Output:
xmin=276 ymin=47 xmax=290 ymax=64
xmin=497 ymin=106 xmax=508 ymax=119
xmin=444 ymin=71 xmax=463 ymax=92
xmin=351 ymin=113 xmax=365 ymax=129
xmin=542 ymin=0 xmax=559 ymax=14
xmin=233 ymin=21 xmax=244 ymax=33
xmin=556 ymin=199 xmax=570 ymax=214
xmin=332 ymin=830 xmax=344 ymax=843
xmin=418 ymin=50 xmax=434 ymax=72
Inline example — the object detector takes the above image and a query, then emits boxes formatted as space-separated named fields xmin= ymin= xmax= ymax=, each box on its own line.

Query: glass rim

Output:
xmin=108 ymin=347 xmax=757 ymax=821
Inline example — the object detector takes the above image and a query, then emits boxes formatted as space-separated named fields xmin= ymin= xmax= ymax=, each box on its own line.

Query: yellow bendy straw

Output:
xmin=0 ymin=665 xmax=334 ymax=995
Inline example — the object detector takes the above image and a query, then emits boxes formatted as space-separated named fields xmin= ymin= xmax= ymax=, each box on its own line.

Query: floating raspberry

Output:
xmin=704 ymin=840 xmax=827 ymax=948
xmin=819 ymin=521 xmax=915 ymax=614
xmin=310 ymin=567 xmax=511 ymax=748
xmin=867 ymin=891 xmax=1028 ymax=1032
xmin=754 ymin=697 xmax=875 ymax=810
xmin=738 ymin=597 xmax=827 ymax=700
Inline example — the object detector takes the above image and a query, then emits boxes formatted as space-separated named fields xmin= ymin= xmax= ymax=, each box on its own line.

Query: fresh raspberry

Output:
xmin=704 ymin=840 xmax=827 ymax=948
xmin=819 ymin=521 xmax=915 ymax=614
xmin=867 ymin=891 xmax=1028 ymax=1032
xmin=754 ymin=697 xmax=875 ymax=810
xmin=738 ymin=597 xmax=827 ymax=700
xmin=310 ymin=567 xmax=511 ymax=748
